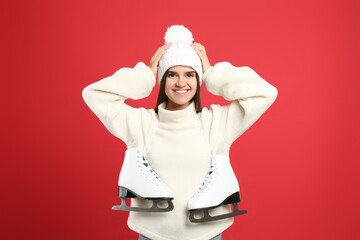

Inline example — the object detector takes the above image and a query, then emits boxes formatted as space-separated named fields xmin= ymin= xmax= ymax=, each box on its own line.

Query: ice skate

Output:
xmin=188 ymin=154 xmax=247 ymax=222
xmin=188 ymin=115 xmax=247 ymax=223
xmin=112 ymin=147 xmax=174 ymax=212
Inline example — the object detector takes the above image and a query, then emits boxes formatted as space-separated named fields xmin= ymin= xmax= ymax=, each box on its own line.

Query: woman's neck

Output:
xmin=165 ymin=101 xmax=191 ymax=111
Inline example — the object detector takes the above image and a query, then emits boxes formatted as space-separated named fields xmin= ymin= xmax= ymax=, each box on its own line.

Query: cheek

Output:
xmin=191 ymin=79 xmax=198 ymax=92
xmin=164 ymin=79 xmax=172 ymax=96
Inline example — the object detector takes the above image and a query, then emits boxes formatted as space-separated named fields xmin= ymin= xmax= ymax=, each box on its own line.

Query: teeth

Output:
xmin=175 ymin=90 xmax=187 ymax=93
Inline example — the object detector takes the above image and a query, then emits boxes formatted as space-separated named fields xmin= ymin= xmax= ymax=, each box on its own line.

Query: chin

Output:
xmin=173 ymin=99 xmax=191 ymax=106
xmin=166 ymin=99 xmax=192 ymax=110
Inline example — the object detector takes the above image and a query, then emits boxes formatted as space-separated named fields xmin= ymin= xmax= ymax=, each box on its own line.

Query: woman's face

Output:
xmin=164 ymin=65 xmax=197 ymax=111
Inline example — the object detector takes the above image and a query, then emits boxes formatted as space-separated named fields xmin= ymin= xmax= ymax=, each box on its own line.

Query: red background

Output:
xmin=1 ymin=0 xmax=359 ymax=239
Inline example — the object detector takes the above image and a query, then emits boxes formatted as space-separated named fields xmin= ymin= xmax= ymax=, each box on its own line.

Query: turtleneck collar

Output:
xmin=158 ymin=101 xmax=197 ymax=123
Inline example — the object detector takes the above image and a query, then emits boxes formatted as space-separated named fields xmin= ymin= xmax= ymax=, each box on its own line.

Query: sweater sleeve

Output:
xmin=203 ymin=62 xmax=278 ymax=145
xmin=82 ymin=62 xmax=157 ymax=147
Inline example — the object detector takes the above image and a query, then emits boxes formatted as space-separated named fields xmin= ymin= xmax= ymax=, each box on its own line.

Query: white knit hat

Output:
xmin=157 ymin=25 xmax=203 ymax=85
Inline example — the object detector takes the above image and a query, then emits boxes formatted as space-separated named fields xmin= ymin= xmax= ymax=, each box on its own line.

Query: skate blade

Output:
xmin=112 ymin=198 xmax=174 ymax=212
xmin=189 ymin=203 xmax=247 ymax=223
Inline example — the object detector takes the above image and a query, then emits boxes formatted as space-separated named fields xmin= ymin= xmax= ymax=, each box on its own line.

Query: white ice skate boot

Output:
xmin=188 ymin=115 xmax=247 ymax=222
xmin=112 ymin=147 xmax=174 ymax=212
xmin=188 ymin=154 xmax=247 ymax=222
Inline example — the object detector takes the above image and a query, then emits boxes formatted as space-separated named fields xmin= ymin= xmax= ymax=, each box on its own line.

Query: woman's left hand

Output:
xmin=192 ymin=42 xmax=211 ymax=73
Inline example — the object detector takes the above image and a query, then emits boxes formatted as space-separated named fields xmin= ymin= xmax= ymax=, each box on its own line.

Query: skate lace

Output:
xmin=137 ymin=119 xmax=167 ymax=187
xmin=195 ymin=114 xmax=220 ymax=196
xmin=137 ymin=156 xmax=164 ymax=186
xmin=196 ymin=163 xmax=218 ymax=195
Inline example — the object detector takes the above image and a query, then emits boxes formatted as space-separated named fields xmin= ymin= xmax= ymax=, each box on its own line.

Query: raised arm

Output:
xmin=82 ymin=44 xmax=172 ymax=146
xmin=192 ymin=43 xmax=277 ymax=146
xmin=82 ymin=62 xmax=156 ymax=146
xmin=204 ymin=62 xmax=278 ymax=145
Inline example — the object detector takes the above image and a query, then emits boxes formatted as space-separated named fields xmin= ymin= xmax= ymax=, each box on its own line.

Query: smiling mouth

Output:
xmin=173 ymin=90 xmax=189 ymax=94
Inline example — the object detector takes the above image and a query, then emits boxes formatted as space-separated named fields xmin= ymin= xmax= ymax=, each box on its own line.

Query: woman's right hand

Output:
xmin=149 ymin=43 xmax=172 ymax=78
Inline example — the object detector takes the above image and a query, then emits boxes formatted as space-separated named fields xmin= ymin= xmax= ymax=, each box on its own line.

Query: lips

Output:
xmin=173 ymin=89 xmax=189 ymax=94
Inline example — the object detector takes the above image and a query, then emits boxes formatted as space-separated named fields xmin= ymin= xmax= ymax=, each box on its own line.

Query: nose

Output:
xmin=175 ymin=76 xmax=186 ymax=87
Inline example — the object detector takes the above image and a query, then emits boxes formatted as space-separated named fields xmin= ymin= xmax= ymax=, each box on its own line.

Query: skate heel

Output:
xmin=223 ymin=192 xmax=241 ymax=205
xmin=118 ymin=187 xmax=136 ymax=198
xmin=113 ymin=186 xmax=174 ymax=212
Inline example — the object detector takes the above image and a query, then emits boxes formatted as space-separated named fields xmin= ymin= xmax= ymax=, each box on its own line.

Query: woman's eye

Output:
xmin=168 ymin=73 xmax=175 ymax=77
xmin=187 ymin=74 xmax=194 ymax=77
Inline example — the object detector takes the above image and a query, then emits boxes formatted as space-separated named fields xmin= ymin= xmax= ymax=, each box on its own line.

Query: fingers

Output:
xmin=154 ymin=43 xmax=172 ymax=59
xmin=191 ymin=42 xmax=204 ymax=57
xmin=192 ymin=42 xmax=211 ymax=73
xmin=192 ymin=42 xmax=208 ymax=61
xmin=150 ymin=43 xmax=171 ymax=77
xmin=192 ymin=42 xmax=206 ymax=52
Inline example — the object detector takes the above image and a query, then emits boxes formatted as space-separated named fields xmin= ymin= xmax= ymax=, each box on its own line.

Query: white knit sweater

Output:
xmin=82 ymin=62 xmax=277 ymax=240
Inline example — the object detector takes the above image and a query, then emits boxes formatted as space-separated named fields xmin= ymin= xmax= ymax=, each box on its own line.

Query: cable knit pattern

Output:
xmin=82 ymin=62 xmax=277 ymax=240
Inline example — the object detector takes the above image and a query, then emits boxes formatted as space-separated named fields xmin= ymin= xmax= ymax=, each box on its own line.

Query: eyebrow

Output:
xmin=168 ymin=71 xmax=196 ymax=74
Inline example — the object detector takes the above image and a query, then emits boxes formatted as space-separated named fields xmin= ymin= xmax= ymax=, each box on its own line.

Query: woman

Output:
xmin=82 ymin=25 xmax=277 ymax=240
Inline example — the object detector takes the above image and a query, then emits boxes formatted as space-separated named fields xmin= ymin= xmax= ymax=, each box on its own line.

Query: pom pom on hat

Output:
xmin=164 ymin=25 xmax=194 ymax=45
xmin=157 ymin=25 xmax=203 ymax=85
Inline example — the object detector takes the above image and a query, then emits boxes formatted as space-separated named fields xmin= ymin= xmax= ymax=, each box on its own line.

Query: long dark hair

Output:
xmin=155 ymin=69 xmax=202 ymax=113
